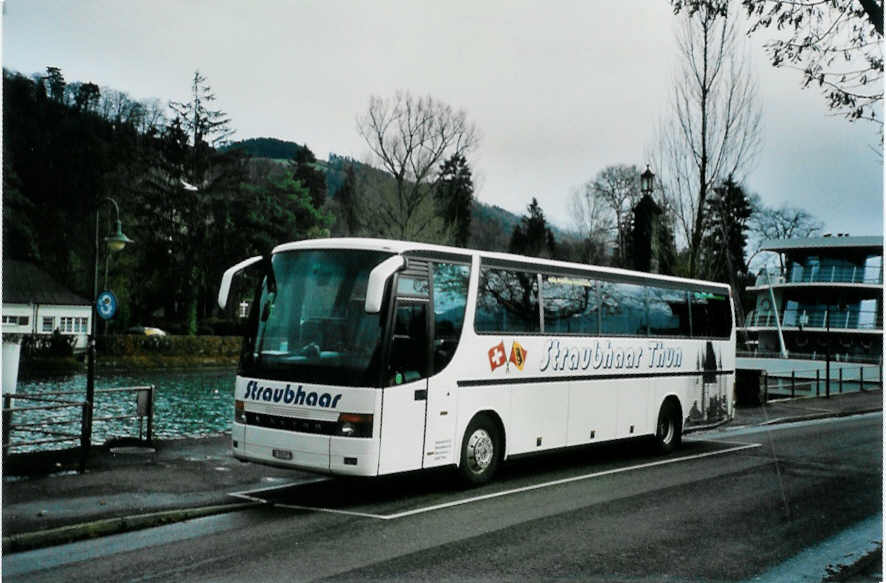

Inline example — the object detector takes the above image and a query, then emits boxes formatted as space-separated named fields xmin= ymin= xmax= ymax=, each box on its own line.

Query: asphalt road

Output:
xmin=5 ymin=413 xmax=881 ymax=582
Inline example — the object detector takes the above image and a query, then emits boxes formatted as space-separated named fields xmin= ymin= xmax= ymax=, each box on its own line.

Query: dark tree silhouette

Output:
xmin=509 ymin=198 xmax=556 ymax=259
xmin=434 ymin=153 xmax=475 ymax=247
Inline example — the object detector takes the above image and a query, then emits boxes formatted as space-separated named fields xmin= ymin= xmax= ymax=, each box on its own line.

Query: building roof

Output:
xmin=2 ymin=259 xmax=91 ymax=306
xmin=761 ymin=235 xmax=883 ymax=253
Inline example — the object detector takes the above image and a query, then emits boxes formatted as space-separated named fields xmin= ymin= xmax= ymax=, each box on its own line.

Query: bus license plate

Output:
xmin=272 ymin=448 xmax=293 ymax=461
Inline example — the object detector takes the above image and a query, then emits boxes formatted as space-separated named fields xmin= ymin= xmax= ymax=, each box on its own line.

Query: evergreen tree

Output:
xmin=291 ymin=145 xmax=327 ymax=209
xmin=700 ymin=176 xmax=753 ymax=323
xmin=332 ymin=163 xmax=360 ymax=235
xmin=162 ymin=71 xmax=243 ymax=333
xmin=700 ymin=177 xmax=751 ymax=282
xmin=509 ymin=198 xmax=556 ymax=259
xmin=434 ymin=153 xmax=474 ymax=247
xmin=44 ymin=66 xmax=66 ymax=102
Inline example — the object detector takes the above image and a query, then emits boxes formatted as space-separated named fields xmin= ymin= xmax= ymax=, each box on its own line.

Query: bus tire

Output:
xmin=654 ymin=400 xmax=682 ymax=454
xmin=458 ymin=414 xmax=500 ymax=486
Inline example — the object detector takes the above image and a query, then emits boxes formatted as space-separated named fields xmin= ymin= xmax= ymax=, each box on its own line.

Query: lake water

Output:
xmin=9 ymin=368 xmax=238 ymax=452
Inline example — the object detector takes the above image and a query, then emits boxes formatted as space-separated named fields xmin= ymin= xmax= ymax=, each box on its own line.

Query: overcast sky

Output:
xmin=3 ymin=0 xmax=883 ymax=239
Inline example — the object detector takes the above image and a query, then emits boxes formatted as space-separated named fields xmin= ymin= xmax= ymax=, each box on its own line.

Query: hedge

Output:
xmin=96 ymin=335 xmax=242 ymax=357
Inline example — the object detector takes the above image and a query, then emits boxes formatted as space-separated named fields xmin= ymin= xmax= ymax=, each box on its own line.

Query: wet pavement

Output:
xmin=2 ymin=389 xmax=882 ymax=575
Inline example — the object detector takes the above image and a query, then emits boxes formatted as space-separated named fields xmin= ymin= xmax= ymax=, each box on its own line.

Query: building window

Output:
xmin=2 ymin=315 xmax=29 ymax=326
xmin=42 ymin=316 xmax=55 ymax=332
xmin=59 ymin=317 xmax=87 ymax=333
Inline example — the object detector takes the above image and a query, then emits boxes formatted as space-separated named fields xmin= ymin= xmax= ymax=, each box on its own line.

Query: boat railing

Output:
xmin=755 ymin=267 xmax=883 ymax=286
xmin=744 ymin=308 xmax=882 ymax=331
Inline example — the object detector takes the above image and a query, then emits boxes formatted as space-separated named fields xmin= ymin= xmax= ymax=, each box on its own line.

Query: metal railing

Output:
xmin=2 ymin=385 xmax=155 ymax=470
xmin=737 ymin=350 xmax=883 ymax=365
xmin=745 ymin=309 xmax=883 ymax=331
xmin=761 ymin=364 xmax=883 ymax=401
xmin=2 ymin=393 xmax=88 ymax=453
xmin=755 ymin=266 xmax=883 ymax=286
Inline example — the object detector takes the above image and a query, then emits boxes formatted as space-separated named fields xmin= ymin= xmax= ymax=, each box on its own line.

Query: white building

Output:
xmin=2 ymin=259 xmax=92 ymax=350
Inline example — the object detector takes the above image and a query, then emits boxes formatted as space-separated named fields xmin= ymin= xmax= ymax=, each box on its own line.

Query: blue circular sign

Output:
xmin=96 ymin=291 xmax=118 ymax=320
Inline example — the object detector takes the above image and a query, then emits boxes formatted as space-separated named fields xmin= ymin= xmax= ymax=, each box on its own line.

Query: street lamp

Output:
xmin=83 ymin=197 xmax=133 ymax=461
xmin=640 ymin=165 xmax=655 ymax=197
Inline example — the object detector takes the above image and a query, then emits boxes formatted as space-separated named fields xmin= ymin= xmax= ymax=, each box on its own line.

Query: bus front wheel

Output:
xmin=654 ymin=400 xmax=682 ymax=454
xmin=458 ymin=415 xmax=500 ymax=486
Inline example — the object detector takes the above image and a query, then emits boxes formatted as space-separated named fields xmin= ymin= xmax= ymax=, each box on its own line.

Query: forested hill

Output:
xmin=225 ymin=137 xmax=303 ymax=159
xmin=229 ymin=137 xmax=532 ymax=234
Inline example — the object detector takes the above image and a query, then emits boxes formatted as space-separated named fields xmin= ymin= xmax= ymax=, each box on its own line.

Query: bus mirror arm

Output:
xmin=218 ymin=255 xmax=263 ymax=309
xmin=365 ymin=255 xmax=405 ymax=313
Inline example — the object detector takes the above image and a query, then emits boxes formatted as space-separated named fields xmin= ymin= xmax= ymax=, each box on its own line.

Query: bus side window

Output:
xmin=432 ymin=263 xmax=470 ymax=374
xmin=690 ymin=291 xmax=732 ymax=339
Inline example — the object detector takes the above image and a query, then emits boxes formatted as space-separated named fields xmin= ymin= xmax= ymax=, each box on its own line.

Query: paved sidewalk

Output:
xmin=2 ymin=390 xmax=882 ymax=554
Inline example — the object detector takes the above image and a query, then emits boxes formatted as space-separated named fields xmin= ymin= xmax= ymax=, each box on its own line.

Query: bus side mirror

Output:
xmin=365 ymin=255 xmax=405 ymax=313
xmin=218 ymin=256 xmax=263 ymax=309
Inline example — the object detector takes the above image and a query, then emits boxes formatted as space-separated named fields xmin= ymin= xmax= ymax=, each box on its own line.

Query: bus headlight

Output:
xmin=336 ymin=413 xmax=373 ymax=438
xmin=235 ymin=400 xmax=247 ymax=424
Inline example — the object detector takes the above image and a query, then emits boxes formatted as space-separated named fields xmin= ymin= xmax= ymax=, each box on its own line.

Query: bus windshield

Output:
xmin=240 ymin=249 xmax=394 ymax=387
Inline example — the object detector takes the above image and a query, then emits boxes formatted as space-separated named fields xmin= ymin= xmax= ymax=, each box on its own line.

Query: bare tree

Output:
xmin=655 ymin=1 xmax=762 ymax=277
xmin=746 ymin=194 xmax=824 ymax=269
xmin=357 ymin=91 xmax=478 ymax=242
xmin=569 ymin=180 xmax=614 ymax=264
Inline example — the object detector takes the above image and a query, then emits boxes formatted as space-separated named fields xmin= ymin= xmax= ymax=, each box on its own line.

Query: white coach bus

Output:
xmin=218 ymin=238 xmax=735 ymax=484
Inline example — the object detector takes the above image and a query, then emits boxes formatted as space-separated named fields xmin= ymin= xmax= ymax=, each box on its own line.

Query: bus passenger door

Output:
xmin=377 ymin=273 xmax=431 ymax=475
xmin=423 ymin=262 xmax=471 ymax=468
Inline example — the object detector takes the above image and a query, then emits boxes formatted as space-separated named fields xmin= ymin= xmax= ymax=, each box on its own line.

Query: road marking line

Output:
xmin=246 ymin=442 xmax=762 ymax=521
xmin=380 ymin=443 xmax=762 ymax=520
xmin=273 ymin=504 xmax=391 ymax=519
xmin=687 ymin=438 xmax=760 ymax=447
xmin=228 ymin=477 xmax=327 ymax=501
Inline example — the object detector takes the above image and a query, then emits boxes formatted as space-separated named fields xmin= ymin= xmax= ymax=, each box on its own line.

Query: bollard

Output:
xmin=791 ymin=371 xmax=796 ymax=398
xmin=763 ymin=372 xmax=769 ymax=402
xmin=2 ymin=395 xmax=11 ymax=464
xmin=147 ymin=385 xmax=154 ymax=443
xmin=816 ymin=370 xmax=820 ymax=397
xmin=839 ymin=368 xmax=843 ymax=394
xmin=860 ymin=366 xmax=865 ymax=392
xmin=79 ymin=401 xmax=90 ymax=473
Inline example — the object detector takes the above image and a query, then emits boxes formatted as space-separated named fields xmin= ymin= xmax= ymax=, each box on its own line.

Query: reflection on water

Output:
xmin=11 ymin=368 xmax=237 ymax=451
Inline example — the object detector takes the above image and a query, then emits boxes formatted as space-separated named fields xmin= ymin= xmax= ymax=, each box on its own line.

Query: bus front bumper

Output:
xmin=232 ymin=422 xmax=380 ymax=476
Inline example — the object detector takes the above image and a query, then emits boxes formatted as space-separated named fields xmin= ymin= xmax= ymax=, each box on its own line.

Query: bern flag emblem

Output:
xmin=488 ymin=341 xmax=507 ymax=371
xmin=509 ymin=341 xmax=527 ymax=371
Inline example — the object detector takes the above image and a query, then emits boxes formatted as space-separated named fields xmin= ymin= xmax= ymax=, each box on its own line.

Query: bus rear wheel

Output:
xmin=654 ymin=400 xmax=682 ymax=454
xmin=458 ymin=415 xmax=500 ymax=486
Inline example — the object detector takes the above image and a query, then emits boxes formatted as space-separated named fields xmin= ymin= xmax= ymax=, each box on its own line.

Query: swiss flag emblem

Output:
xmin=488 ymin=341 xmax=507 ymax=371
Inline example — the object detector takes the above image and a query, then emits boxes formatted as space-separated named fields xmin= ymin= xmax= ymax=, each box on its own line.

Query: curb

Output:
xmin=2 ymin=501 xmax=263 ymax=554
xmin=758 ymin=407 xmax=883 ymax=426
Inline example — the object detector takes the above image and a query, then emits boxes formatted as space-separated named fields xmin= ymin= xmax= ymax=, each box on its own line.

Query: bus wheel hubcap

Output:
xmin=467 ymin=429 xmax=494 ymax=473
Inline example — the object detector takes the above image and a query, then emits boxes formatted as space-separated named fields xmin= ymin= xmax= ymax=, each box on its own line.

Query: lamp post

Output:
xmin=640 ymin=164 xmax=655 ymax=197
xmin=83 ymin=197 xmax=133 ymax=457
xmin=638 ymin=165 xmax=656 ymax=272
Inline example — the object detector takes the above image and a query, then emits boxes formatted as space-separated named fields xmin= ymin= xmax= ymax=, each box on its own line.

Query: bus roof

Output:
xmin=272 ymin=237 xmax=731 ymax=293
